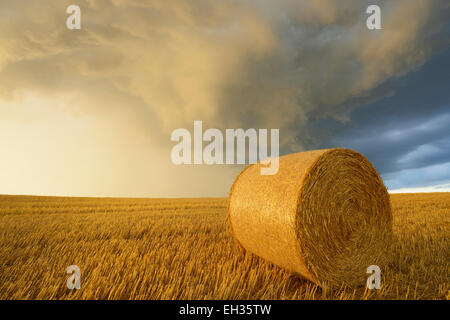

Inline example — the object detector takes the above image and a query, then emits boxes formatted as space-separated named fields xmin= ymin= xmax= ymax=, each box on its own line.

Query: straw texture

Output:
xmin=228 ymin=148 xmax=392 ymax=287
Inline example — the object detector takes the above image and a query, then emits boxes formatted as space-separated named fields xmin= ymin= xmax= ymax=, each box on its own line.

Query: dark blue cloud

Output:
xmin=329 ymin=47 xmax=450 ymax=189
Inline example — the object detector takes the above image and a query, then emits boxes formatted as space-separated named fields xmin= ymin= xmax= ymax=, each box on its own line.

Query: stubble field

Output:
xmin=0 ymin=193 xmax=448 ymax=300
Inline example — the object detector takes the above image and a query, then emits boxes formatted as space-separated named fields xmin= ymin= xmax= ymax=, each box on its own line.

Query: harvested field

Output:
xmin=0 ymin=193 xmax=448 ymax=299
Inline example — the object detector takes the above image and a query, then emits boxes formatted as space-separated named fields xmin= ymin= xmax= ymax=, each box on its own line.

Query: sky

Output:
xmin=0 ymin=0 xmax=449 ymax=197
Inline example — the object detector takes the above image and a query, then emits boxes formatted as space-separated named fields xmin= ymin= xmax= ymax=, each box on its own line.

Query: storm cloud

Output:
xmin=0 ymin=0 xmax=449 ymax=196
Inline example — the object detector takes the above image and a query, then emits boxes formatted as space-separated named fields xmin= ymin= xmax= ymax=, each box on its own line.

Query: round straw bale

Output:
xmin=228 ymin=148 xmax=392 ymax=287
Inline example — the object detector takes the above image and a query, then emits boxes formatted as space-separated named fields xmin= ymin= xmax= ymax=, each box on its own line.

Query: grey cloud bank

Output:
xmin=0 ymin=0 xmax=449 ymax=196
xmin=330 ymin=47 xmax=450 ymax=191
